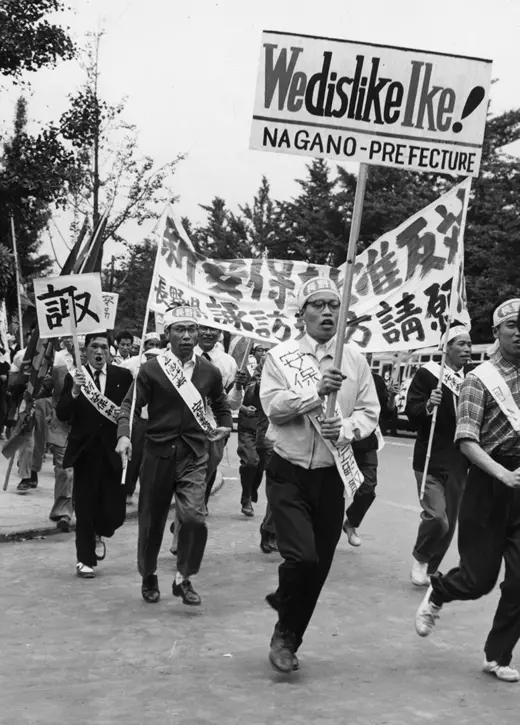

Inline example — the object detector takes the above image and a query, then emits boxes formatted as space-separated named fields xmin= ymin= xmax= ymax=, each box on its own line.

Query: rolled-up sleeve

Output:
xmin=260 ymin=353 xmax=323 ymax=425
xmin=455 ymin=375 xmax=485 ymax=445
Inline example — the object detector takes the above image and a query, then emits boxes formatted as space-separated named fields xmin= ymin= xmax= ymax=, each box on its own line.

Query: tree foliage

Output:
xmin=0 ymin=0 xmax=74 ymax=80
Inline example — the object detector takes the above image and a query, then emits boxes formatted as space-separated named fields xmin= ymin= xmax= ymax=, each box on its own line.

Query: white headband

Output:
xmin=493 ymin=299 xmax=520 ymax=327
xmin=441 ymin=325 xmax=471 ymax=347
xmin=297 ymin=277 xmax=341 ymax=311
xmin=163 ymin=306 xmax=204 ymax=330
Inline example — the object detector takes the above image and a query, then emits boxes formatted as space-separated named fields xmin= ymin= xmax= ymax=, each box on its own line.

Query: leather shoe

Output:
xmin=265 ymin=591 xmax=280 ymax=611
xmin=269 ymin=624 xmax=296 ymax=674
xmin=95 ymin=536 xmax=106 ymax=561
xmin=241 ymin=499 xmax=254 ymax=517
xmin=172 ymin=579 xmax=201 ymax=605
xmin=142 ymin=574 xmax=160 ymax=603
xmin=56 ymin=517 xmax=71 ymax=533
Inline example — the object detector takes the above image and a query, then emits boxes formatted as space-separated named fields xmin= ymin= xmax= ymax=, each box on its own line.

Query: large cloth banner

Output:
xmin=148 ymin=179 xmax=470 ymax=352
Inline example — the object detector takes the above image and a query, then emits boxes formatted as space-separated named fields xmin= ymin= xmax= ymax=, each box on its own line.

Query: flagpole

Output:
xmin=420 ymin=179 xmax=471 ymax=500
xmin=10 ymin=217 xmax=24 ymax=350
xmin=326 ymin=163 xmax=369 ymax=417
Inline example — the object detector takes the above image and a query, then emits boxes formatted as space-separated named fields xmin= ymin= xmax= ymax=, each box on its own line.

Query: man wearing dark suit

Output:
xmin=116 ymin=307 xmax=232 ymax=607
xmin=56 ymin=332 xmax=133 ymax=578
xmin=405 ymin=325 xmax=472 ymax=587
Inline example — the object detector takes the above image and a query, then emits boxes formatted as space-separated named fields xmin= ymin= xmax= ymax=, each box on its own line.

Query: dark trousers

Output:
xmin=431 ymin=459 xmax=520 ymax=666
xmin=346 ymin=448 xmax=378 ymax=528
xmin=237 ymin=429 xmax=271 ymax=504
xmin=413 ymin=465 xmax=466 ymax=574
xmin=124 ymin=418 xmax=146 ymax=497
xmin=138 ymin=440 xmax=208 ymax=579
xmin=73 ymin=446 xmax=126 ymax=567
xmin=267 ymin=452 xmax=345 ymax=649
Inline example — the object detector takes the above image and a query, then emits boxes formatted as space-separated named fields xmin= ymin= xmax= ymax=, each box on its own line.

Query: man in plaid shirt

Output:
xmin=415 ymin=298 xmax=520 ymax=683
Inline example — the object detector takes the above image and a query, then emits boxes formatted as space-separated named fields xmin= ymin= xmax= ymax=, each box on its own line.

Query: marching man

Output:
xmin=415 ymin=299 xmax=520 ymax=683
xmin=406 ymin=324 xmax=472 ymax=585
xmin=56 ymin=332 xmax=133 ymax=578
xmin=116 ymin=306 xmax=232 ymax=606
xmin=260 ymin=277 xmax=379 ymax=673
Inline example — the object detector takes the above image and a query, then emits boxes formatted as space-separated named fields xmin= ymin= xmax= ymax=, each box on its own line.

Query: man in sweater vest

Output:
xmin=116 ymin=307 xmax=232 ymax=606
xmin=405 ymin=324 xmax=471 ymax=587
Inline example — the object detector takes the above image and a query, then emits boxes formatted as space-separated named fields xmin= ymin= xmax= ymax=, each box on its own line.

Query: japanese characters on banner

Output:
xmin=148 ymin=180 xmax=470 ymax=353
xmin=33 ymin=273 xmax=105 ymax=339
xmin=101 ymin=293 xmax=119 ymax=329
xmin=250 ymin=32 xmax=492 ymax=176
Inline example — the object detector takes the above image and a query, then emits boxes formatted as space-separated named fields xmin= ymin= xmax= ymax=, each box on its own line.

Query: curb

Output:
xmin=0 ymin=476 xmax=228 ymax=543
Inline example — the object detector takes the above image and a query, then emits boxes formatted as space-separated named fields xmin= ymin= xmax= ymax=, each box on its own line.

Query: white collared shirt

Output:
xmin=87 ymin=363 xmax=107 ymax=394
xmin=194 ymin=345 xmax=237 ymax=389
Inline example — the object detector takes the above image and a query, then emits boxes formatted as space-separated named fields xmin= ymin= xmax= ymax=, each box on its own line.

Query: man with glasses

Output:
xmin=117 ymin=307 xmax=232 ymax=606
xmin=261 ymin=277 xmax=379 ymax=673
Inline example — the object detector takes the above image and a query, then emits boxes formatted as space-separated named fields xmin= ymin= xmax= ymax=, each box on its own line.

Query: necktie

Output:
xmin=202 ymin=352 xmax=211 ymax=361
xmin=93 ymin=369 xmax=101 ymax=391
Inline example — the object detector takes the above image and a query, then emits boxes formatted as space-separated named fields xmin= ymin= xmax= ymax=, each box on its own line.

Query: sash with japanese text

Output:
xmin=81 ymin=366 xmax=119 ymax=424
xmin=148 ymin=180 xmax=470 ymax=352
xmin=270 ymin=342 xmax=364 ymax=498
xmin=423 ymin=361 xmax=464 ymax=397
xmin=471 ymin=362 xmax=520 ymax=434
xmin=156 ymin=353 xmax=215 ymax=436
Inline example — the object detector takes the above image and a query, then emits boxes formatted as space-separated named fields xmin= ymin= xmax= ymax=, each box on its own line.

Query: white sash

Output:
xmin=156 ymin=352 xmax=215 ymax=436
xmin=423 ymin=361 xmax=464 ymax=397
xmin=471 ymin=361 xmax=520 ymax=433
xmin=80 ymin=366 xmax=119 ymax=424
xmin=270 ymin=343 xmax=363 ymax=498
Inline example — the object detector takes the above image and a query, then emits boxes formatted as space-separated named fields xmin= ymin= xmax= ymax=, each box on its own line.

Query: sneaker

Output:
xmin=241 ymin=499 xmax=254 ymax=517
xmin=16 ymin=478 xmax=32 ymax=495
xmin=343 ymin=520 xmax=361 ymax=547
xmin=172 ymin=579 xmax=201 ymax=606
xmin=95 ymin=536 xmax=106 ymax=561
xmin=269 ymin=623 xmax=296 ymax=674
xmin=76 ymin=562 xmax=95 ymax=578
xmin=415 ymin=585 xmax=442 ymax=637
xmin=483 ymin=660 xmax=520 ymax=682
xmin=411 ymin=559 xmax=430 ymax=587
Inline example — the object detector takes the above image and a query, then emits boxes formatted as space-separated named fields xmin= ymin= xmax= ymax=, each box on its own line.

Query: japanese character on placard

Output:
xmin=396 ymin=217 xmax=446 ymax=280
xmin=246 ymin=259 xmax=264 ymax=301
xmin=434 ymin=188 xmax=465 ymax=265
xmin=248 ymin=309 xmax=272 ymax=339
xmin=267 ymin=260 xmax=295 ymax=310
xmin=394 ymin=293 xmax=425 ymax=342
xmin=423 ymin=279 xmax=452 ymax=333
xmin=345 ymin=311 xmax=372 ymax=348
xmin=355 ymin=241 xmax=403 ymax=298
xmin=36 ymin=283 xmax=100 ymax=331
xmin=202 ymin=261 xmax=244 ymax=300
xmin=161 ymin=216 xmax=199 ymax=284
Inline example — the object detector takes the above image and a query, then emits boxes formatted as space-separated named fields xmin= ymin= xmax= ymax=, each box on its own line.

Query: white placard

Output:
xmin=34 ymin=273 xmax=105 ymax=339
xmin=101 ymin=293 xmax=119 ymax=329
xmin=251 ymin=31 xmax=492 ymax=176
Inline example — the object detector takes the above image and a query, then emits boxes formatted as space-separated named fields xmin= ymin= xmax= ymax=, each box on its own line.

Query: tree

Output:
xmin=0 ymin=0 xmax=74 ymax=80
xmin=58 ymin=33 xmax=184 ymax=269
xmin=107 ymin=239 xmax=157 ymax=334
xmin=0 ymin=97 xmax=79 ymax=314
xmin=190 ymin=196 xmax=249 ymax=258
xmin=274 ymin=159 xmax=344 ymax=264
xmin=238 ymin=176 xmax=279 ymax=255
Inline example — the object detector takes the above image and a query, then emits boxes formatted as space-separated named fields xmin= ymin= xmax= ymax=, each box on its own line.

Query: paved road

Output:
xmin=1 ymin=438 xmax=518 ymax=725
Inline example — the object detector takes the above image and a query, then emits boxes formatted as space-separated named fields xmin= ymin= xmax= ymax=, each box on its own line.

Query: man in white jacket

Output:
xmin=260 ymin=277 xmax=380 ymax=673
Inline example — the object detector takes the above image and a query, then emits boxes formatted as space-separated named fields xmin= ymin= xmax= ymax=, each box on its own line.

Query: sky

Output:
xmin=2 ymin=0 xmax=520 ymax=267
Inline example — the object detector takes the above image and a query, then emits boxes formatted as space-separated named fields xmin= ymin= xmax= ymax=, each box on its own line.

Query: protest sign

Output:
xmin=101 ymin=293 xmax=119 ymax=329
xmin=34 ymin=273 xmax=105 ymax=339
xmin=251 ymin=31 xmax=492 ymax=176
xmin=148 ymin=181 xmax=470 ymax=353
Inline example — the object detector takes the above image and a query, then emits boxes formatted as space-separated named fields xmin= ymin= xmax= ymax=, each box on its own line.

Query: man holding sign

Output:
xmin=116 ymin=306 xmax=232 ymax=607
xmin=56 ymin=332 xmax=133 ymax=578
xmin=260 ymin=277 xmax=379 ymax=673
